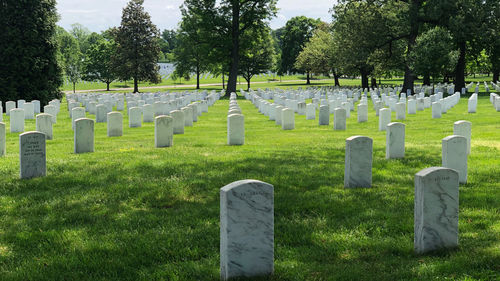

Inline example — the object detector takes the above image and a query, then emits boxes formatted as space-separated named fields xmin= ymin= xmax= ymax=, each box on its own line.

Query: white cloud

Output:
xmin=56 ymin=0 xmax=335 ymax=32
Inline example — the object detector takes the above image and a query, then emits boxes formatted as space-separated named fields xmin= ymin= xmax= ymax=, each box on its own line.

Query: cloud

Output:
xmin=56 ymin=0 xmax=335 ymax=32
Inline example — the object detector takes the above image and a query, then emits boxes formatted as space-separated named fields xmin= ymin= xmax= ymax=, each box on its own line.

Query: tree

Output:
xmin=485 ymin=0 xmax=500 ymax=82
xmin=218 ymin=0 xmax=278 ymax=95
xmin=59 ymin=31 xmax=82 ymax=93
xmin=295 ymin=27 xmax=333 ymax=85
xmin=69 ymin=23 xmax=91 ymax=54
xmin=410 ymin=27 xmax=458 ymax=85
xmin=239 ymin=28 xmax=275 ymax=89
xmin=83 ymin=39 xmax=118 ymax=91
xmin=280 ymin=16 xmax=321 ymax=75
xmin=173 ymin=0 xmax=215 ymax=89
xmin=112 ymin=0 xmax=161 ymax=93
xmin=0 ymin=0 xmax=62 ymax=104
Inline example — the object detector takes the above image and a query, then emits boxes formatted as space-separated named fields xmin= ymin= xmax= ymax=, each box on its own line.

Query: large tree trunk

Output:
xmin=333 ymin=69 xmax=340 ymax=86
xmin=247 ymin=77 xmax=250 ymax=90
xmin=106 ymin=82 xmax=110 ymax=91
xmin=73 ymin=82 xmax=76 ymax=93
xmin=133 ymin=77 xmax=139 ymax=93
xmin=226 ymin=3 xmax=240 ymax=96
xmin=360 ymin=69 xmax=369 ymax=89
xmin=196 ymin=65 xmax=200 ymax=90
xmin=423 ymin=74 xmax=430 ymax=86
xmin=306 ymin=71 xmax=311 ymax=85
xmin=402 ymin=0 xmax=420 ymax=95
xmin=493 ymin=71 xmax=499 ymax=83
xmin=454 ymin=41 xmax=467 ymax=93
xmin=371 ymin=78 xmax=377 ymax=88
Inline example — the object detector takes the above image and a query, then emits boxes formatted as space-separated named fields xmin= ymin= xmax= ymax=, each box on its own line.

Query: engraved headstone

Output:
xmin=228 ymin=114 xmax=244 ymax=145
xmin=107 ymin=112 xmax=123 ymax=137
xmin=0 ymin=122 xmax=5 ymax=156
xmin=129 ymin=107 xmax=142 ymax=128
xmin=72 ymin=107 xmax=86 ymax=130
xmin=23 ymin=102 xmax=35 ymax=120
xmin=306 ymin=103 xmax=315 ymax=120
xmin=345 ymin=136 xmax=372 ymax=188
xmin=334 ymin=107 xmax=346 ymax=130
xmin=96 ymin=105 xmax=107 ymax=123
xmin=414 ymin=167 xmax=459 ymax=254
xmin=171 ymin=110 xmax=185 ymax=134
xmin=10 ymin=108 xmax=25 ymax=133
xmin=432 ymin=102 xmax=442 ymax=118
xmin=319 ymin=105 xmax=329 ymax=125
xmin=220 ymin=180 xmax=274 ymax=280
xmin=357 ymin=104 xmax=368 ymax=123
xmin=142 ymin=104 xmax=154 ymax=123
xmin=281 ymin=108 xmax=294 ymax=130
xmin=19 ymin=131 xmax=46 ymax=179
xmin=155 ymin=115 xmax=173 ymax=148
xmin=395 ymin=102 xmax=406 ymax=120
xmin=44 ymin=105 xmax=57 ymax=123
xmin=379 ymin=108 xmax=391 ymax=131
xmin=74 ymin=118 xmax=94 ymax=154
xmin=453 ymin=121 xmax=471 ymax=155
xmin=442 ymin=135 xmax=468 ymax=184
xmin=36 ymin=113 xmax=53 ymax=140
xmin=386 ymin=122 xmax=405 ymax=159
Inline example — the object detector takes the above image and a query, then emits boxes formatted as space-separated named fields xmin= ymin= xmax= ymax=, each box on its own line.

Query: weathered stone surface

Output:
xmin=220 ymin=180 xmax=274 ymax=281
xmin=155 ymin=115 xmax=173 ymax=148
xmin=228 ymin=114 xmax=244 ymax=145
xmin=107 ymin=112 xmax=123 ymax=137
xmin=36 ymin=114 xmax=53 ymax=140
xmin=453 ymin=120 xmax=471 ymax=155
xmin=442 ymin=135 xmax=468 ymax=184
xmin=344 ymin=136 xmax=372 ymax=188
xmin=414 ymin=167 xmax=459 ymax=254
xmin=20 ymin=131 xmax=46 ymax=179
xmin=74 ymin=118 xmax=94 ymax=154
xmin=334 ymin=108 xmax=346 ymax=131
xmin=386 ymin=122 xmax=405 ymax=159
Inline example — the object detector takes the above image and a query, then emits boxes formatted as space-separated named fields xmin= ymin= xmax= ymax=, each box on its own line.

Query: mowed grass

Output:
xmin=0 ymin=92 xmax=499 ymax=281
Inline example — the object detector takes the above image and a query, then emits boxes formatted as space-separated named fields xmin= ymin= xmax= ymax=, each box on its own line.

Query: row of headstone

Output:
xmin=0 ymin=100 xmax=60 ymax=134
xmin=227 ymin=93 xmax=244 ymax=145
xmin=490 ymin=93 xmax=500 ymax=111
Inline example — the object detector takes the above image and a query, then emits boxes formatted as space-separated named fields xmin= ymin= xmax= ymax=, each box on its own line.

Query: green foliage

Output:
xmin=58 ymin=30 xmax=83 ymax=92
xmin=69 ymin=23 xmax=91 ymax=55
xmin=112 ymin=0 xmax=161 ymax=92
xmin=280 ymin=16 xmax=322 ymax=74
xmin=0 ymin=0 xmax=62 ymax=104
xmin=410 ymin=27 xmax=458 ymax=81
xmin=83 ymin=39 xmax=118 ymax=90
xmin=295 ymin=27 xmax=334 ymax=77
xmin=173 ymin=0 xmax=216 ymax=89
xmin=238 ymin=28 xmax=276 ymax=89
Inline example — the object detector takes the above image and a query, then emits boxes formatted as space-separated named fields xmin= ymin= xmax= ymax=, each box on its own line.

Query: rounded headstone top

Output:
xmin=220 ymin=179 xmax=273 ymax=193
xmin=387 ymin=122 xmax=405 ymax=128
xmin=442 ymin=135 xmax=467 ymax=142
xmin=346 ymin=135 xmax=373 ymax=142
xmin=415 ymin=166 xmax=459 ymax=178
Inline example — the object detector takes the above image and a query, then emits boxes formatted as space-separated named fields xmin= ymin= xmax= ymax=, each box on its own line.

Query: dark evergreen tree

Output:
xmin=0 ymin=0 xmax=62 ymax=105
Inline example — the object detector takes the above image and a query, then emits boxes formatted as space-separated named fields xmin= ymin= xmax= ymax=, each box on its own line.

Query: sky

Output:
xmin=56 ymin=0 xmax=335 ymax=33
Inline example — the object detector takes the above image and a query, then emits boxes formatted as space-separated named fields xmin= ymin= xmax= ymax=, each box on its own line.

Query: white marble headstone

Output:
xmin=281 ymin=108 xmax=294 ymax=130
xmin=107 ymin=112 xmax=123 ymax=137
xmin=357 ymin=104 xmax=367 ymax=123
xmin=386 ymin=122 xmax=405 ymax=159
xmin=171 ymin=110 xmax=185 ymax=134
xmin=414 ymin=167 xmax=459 ymax=254
xmin=129 ymin=107 xmax=142 ymax=128
xmin=36 ymin=114 xmax=53 ymax=140
xmin=220 ymin=180 xmax=274 ymax=280
xmin=74 ymin=118 xmax=94 ymax=154
xmin=345 ymin=136 xmax=372 ymax=188
xmin=20 ymin=131 xmax=46 ymax=179
xmin=442 ymin=135 xmax=467 ymax=184
xmin=319 ymin=105 xmax=329 ymax=125
xmin=155 ymin=115 xmax=173 ymax=148
xmin=453 ymin=121 xmax=471 ymax=155
xmin=0 ymin=122 xmax=5 ymax=156
xmin=334 ymin=107 xmax=346 ymax=131
xmin=379 ymin=108 xmax=391 ymax=131
xmin=10 ymin=108 xmax=25 ymax=133
xmin=228 ymin=114 xmax=244 ymax=145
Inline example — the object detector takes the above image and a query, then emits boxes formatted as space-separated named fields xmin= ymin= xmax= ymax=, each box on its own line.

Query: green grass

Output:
xmin=62 ymin=75 xmax=497 ymax=94
xmin=0 ymin=91 xmax=499 ymax=280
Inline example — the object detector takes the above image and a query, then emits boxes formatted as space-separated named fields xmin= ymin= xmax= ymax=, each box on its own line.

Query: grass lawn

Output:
xmin=0 ymin=91 xmax=499 ymax=280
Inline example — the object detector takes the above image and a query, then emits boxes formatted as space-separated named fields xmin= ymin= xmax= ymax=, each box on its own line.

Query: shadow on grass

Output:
xmin=1 ymin=143 xmax=499 ymax=280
